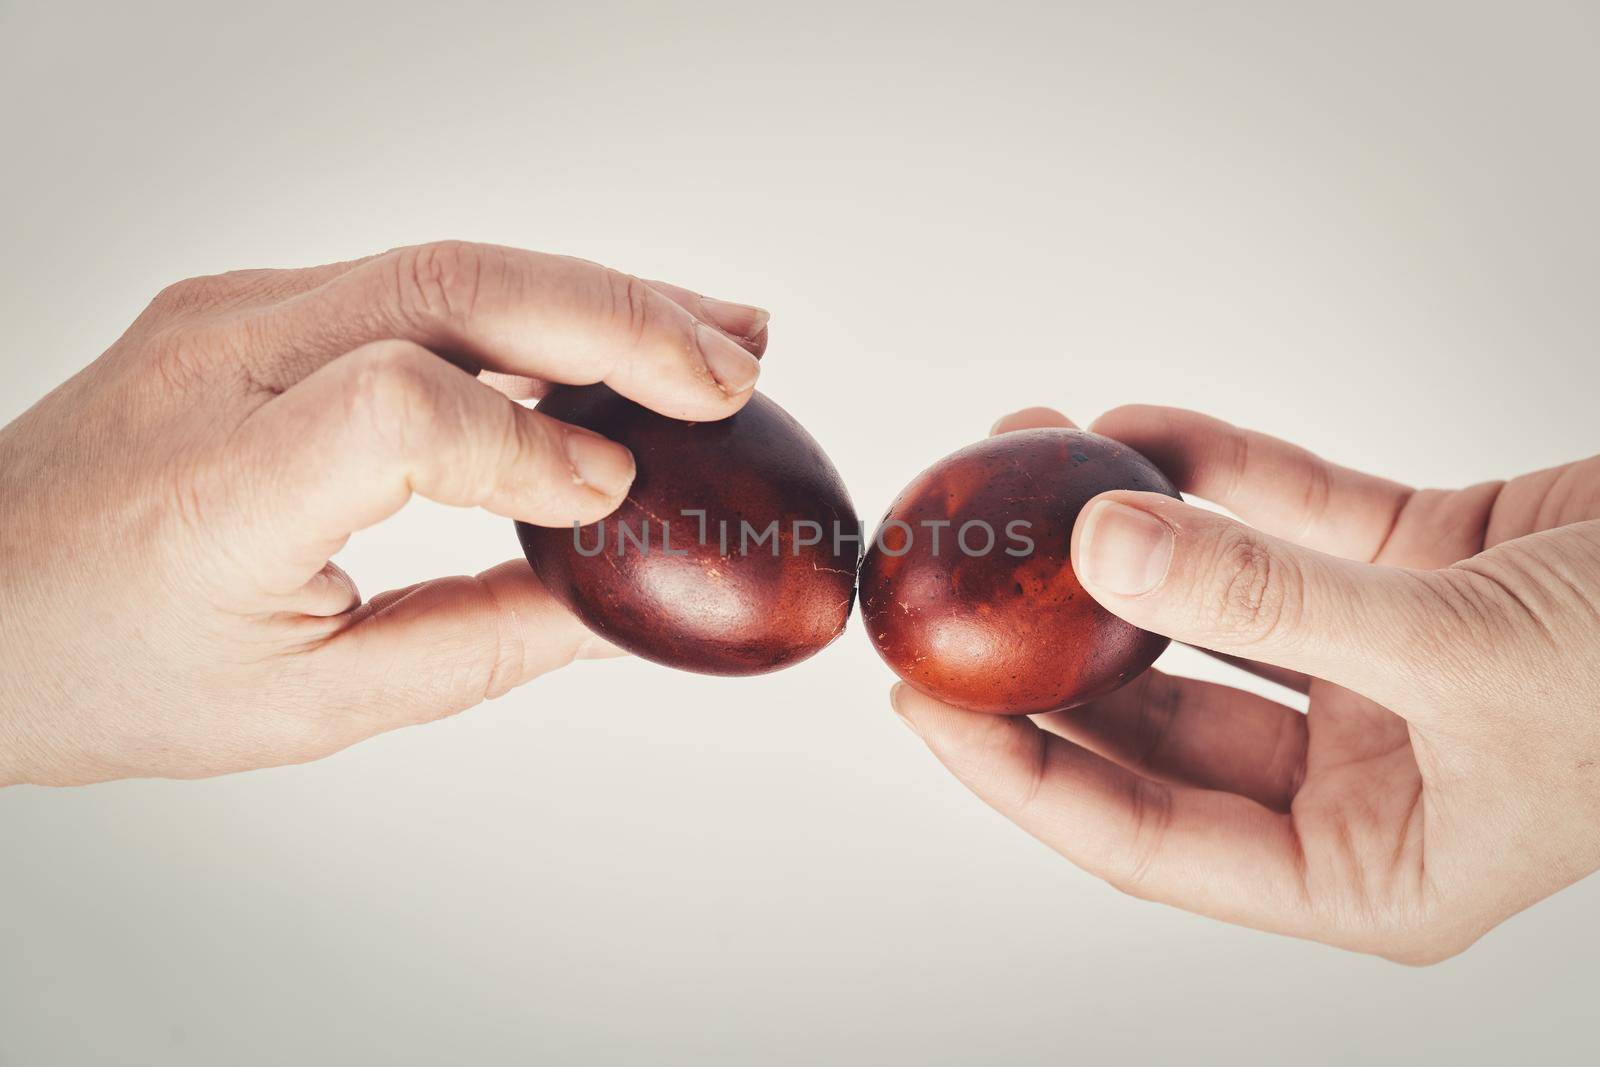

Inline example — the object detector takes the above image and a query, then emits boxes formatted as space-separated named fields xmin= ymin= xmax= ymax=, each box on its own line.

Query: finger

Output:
xmin=229 ymin=340 xmax=636 ymax=593
xmin=990 ymin=406 xmax=1076 ymax=435
xmin=641 ymin=278 xmax=769 ymax=357
xmin=1032 ymin=669 xmax=1307 ymax=812
xmin=472 ymin=276 xmax=769 ymax=404
xmin=983 ymin=406 xmax=1316 ymax=693
xmin=310 ymin=560 xmax=604 ymax=739
xmin=1089 ymin=405 xmax=1413 ymax=561
xmin=1200 ymin=650 xmax=1312 ymax=694
xmin=1071 ymin=491 xmax=1459 ymax=715
xmin=291 ymin=562 xmax=361 ymax=617
xmin=1486 ymin=455 xmax=1600 ymax=542
xmin=245 ymin=241 xmax=762 ymax=420
xmin=477 ymin=370 xmax=549 ymax=402
xmin=892 ymin=685 xmax=1310 ymax=935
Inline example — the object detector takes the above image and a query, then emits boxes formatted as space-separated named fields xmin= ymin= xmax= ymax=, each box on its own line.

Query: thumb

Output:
xmin=1071 ymin=491 xmax=1456 ymax=714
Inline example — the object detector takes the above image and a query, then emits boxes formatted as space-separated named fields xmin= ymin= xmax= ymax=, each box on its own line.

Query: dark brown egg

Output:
xmin=860 ymin=428 xmax=1178 ymax=714
xmin=516 ymin=385 xmax=859 ymax=675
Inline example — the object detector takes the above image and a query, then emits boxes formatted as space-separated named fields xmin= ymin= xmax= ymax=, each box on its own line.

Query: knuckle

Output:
xmin=471 ymin=572 xmax=528 ymax=701
xmin=1008 ymin=728 xmax=1050 ymax=816
xmin=1219 ymin=426 xmax=1252 ymax=499
xmin=1111 ymin=777 xmax=1174 ymax=899
xmin=477 ymin=402 xmax=546 ymax=511
xmin=143 ymin=274 xmax=228 ymax=320
xmin=1265 ymin=707 xmax=1309 ymax=807
xmin=384 ymin=575 xmax=525 ymax=710
xmin=1199 ymin=528 xmax=1298 ymax=646
xmin=1129 ymin=672 xmax=1181 ymax=769
xmin=344 ymin=342 xmax=442 ymax=452
xmin=508 ymin=404 xmax=558 ymax=473
xmin=602 ymin=268 xmax=658 ymax=350
xmin=145 ymin=324 xmax=218 ymax=393
xmin=1291 ymin=452 xmax=1336 ymax=541
xmin=387 ymin=240 xmax=490 ymax=325
xmin=145 ymin=317 xmax=291 ymax=402
xmin=140 ymin=316 xmax=268 ymax=399
xmin=349 ymin=339 xmax=436 ymax=398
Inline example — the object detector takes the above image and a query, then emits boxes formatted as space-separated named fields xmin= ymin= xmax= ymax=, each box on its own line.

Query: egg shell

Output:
xmin=860 ymin=428 xmax=1179 ymax=713
xmin=517 ymin=385 xmax=859 ymax=676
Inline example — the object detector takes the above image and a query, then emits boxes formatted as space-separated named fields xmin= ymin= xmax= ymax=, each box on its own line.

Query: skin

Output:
xmin=0 ymin=240 xmax=770 ymax=786
xmin=5 ymin=252 xmax=1596 ymax=963
xmin=891 ymin=404 xmax=1600 ymax=964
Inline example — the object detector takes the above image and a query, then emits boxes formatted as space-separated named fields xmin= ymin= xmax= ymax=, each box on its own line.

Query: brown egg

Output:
xmin=860 ymin=428 xmax=1178 ymax=714
xmin=516 ymin=385 xmax=859 ymax=675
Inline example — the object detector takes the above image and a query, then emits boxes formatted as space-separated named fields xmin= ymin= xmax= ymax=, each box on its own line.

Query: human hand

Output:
xmin=890 ymin=404 xmax=1600 ymax=963
xmin=0 ymin=241 xmax=769 ymax=786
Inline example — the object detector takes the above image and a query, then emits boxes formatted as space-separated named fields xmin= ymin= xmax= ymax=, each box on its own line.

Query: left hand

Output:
xmin=0 ymin=241 xmax=769 ymax=786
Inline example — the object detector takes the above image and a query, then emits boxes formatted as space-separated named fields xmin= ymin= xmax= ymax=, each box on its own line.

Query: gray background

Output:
xmin=3 ymin=1 xmax=1598 ymax=1064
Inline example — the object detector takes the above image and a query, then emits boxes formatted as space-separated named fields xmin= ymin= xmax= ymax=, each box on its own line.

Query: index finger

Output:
xmin=1090 ymin=405 xmax=1413 ymax=561
xmin=239 ymin=241 xmax=766 ymax=422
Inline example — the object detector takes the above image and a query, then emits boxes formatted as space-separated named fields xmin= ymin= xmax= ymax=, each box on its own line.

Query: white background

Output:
xmin=3 ymin=2 xmax=1598 ymax=1063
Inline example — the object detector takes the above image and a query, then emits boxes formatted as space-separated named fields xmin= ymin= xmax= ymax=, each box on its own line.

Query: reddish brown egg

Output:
xmin=516 ymin=385 xmax=858 ymax=675
xmin=860 ymin=428 xmax=1178 ymax=714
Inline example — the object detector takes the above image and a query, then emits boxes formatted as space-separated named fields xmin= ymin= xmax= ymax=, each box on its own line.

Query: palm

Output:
xmin=1292 ymin=683 xmax=1424 ymax=920
xmin=1293 ymin=461 xmax=1598 ymax=924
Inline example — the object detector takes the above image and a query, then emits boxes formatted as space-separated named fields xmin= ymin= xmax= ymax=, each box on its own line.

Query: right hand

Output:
xmin=892 ymin=404 xmax=1600 ymax=964
xmin=0 ymin=241 xmax=769 ymax=786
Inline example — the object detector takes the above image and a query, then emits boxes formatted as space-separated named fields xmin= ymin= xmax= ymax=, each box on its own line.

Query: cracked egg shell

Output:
xmin=516 ymin=385 xmax=859 ymax=676
xmin=860 ymin=428 xmax=1179 ymax=714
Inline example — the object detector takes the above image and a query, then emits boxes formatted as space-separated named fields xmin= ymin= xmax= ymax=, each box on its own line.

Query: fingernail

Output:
xmin=565 ymin=431 xmax=635 ymax=496
xmin=745 ymin=323 xmax=769 ymax=358
xmin=695 ymin=321 xmax=762 ymax=395
xmin=889 ymin=683 xmax=922 ymax=736
xmin=699 ymin=298 xmax=770 ymax=342
xmin=1078 ymin=500 xmax=1174 ymax=596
